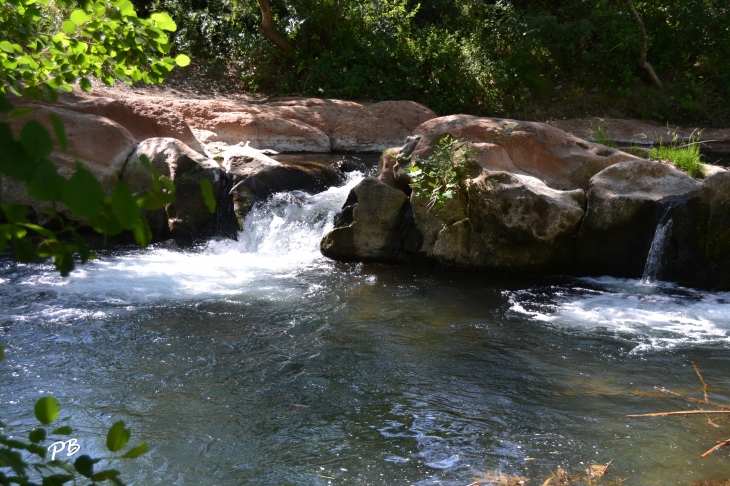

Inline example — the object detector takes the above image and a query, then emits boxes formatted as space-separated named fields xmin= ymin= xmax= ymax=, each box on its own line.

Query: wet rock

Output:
xmin=225 ymin=143 xmax=343 ymax=227
xmin=320 ymin=178 xmax=409 ymax=262
xmin=411 ymin=115 xmax=642 ymax=190
xmin=123 ymin=138 xmax=222 ymax=238
xmin=576 ymin=160 xmax=701 ymax=277
xmin=663 ymin=172 xmax=730 ymax=289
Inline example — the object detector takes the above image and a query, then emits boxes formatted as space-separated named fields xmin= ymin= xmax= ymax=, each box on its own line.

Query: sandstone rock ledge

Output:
xmin=4 ymin=90 xmax=435 ymax=239
xmin=321 ymin=115 xmax=730 ymax=290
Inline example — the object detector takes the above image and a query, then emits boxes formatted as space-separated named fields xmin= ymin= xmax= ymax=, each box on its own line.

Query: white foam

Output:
xmin=506 ymin=277 xmax=730 ymax=351
xmin=0 ymin=173 xmax=363 ymax=312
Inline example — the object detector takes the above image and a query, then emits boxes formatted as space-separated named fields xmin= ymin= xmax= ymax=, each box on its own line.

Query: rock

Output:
xmin=551 ymin=117 xmax=730 ymax=153
xmin=576 ymin=160 xmax=701 ymax=277
xmin=225 ymin=143 xmax=343 ymax=226
xmin=121 ymin=95 xmax=435 ymax=152
xmin=122 ymin=138 xmax=222 ymax=238
xmin=409 ymin=181 xmax=468 ymax=260
xmin=200 ymin=112 xmax=331 ymax=152
xmin=320 ymin=178 xmax=409 ymax=262
xmin=55 ymin=94 xmax=206 ymax=154
xmin=664 ymin=172 xmax=730 ymax=289
xmin=466 ymin=172 xmax=585 ymax=273
xmin=4 ymin=104 xmax=137 ymax=224
xmin=411 ymin=115 xmax=642 ymax=190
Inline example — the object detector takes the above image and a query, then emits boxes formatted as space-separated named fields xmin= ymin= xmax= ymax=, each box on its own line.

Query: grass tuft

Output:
xmin=649 ymin=137 xmax=705 ymax=178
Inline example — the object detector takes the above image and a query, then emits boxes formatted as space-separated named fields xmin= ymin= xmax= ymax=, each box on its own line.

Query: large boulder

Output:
xmin=3 ymin=104 xmax=137 ymax=224
xmin=55 ymin=94 xmax=206 ymax=154
xmin=122 ymin=138 xmax=222 ymax=238
xmin=459 ymin=172 xmax=585 ymax=272
xmin=320 ymin=178 xmax=409 ymax=262
xmin=576 ymin=160 xmax=701 ymax=277
xmin=143 ymin=96 xmax=435 ymax=152
xmin=411 ymin=115 xmax=642 ymax=190
xmin=662 ymin=172 xmax=730 ymax=289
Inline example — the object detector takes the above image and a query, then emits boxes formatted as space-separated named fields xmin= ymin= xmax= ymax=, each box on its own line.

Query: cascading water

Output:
xmin=641 ymin=204 xmax=676 ymax=283
xmin=1 ymin=170 xmax=730 ymax=485
xmin=214 ymin=172 xmax=238 ymax=240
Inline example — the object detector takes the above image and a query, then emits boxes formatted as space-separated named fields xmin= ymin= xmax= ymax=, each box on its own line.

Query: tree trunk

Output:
xmin=627 ymin=0 xmax=662 ymax=89
xmin=257 ymin=0 xmax=296 ymax=53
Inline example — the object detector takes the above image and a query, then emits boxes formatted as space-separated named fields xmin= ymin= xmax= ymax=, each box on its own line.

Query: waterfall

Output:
xmin=214 ymin=172 xmax=238 ymax=239
xmin=641 ymin=205 xmax=676 ymax=284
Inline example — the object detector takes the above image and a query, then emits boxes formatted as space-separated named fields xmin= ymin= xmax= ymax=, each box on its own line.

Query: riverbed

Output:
xmin=1 ymin=171 xmax=729 ymax=485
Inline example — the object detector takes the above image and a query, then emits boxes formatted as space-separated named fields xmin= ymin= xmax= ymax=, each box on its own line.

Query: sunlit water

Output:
xmin=1 ymin=171 xmax=730 ymax=485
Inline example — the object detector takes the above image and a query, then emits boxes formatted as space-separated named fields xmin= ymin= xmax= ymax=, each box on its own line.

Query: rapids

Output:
xmin=1 ymin=171 xmax=729 ymax=485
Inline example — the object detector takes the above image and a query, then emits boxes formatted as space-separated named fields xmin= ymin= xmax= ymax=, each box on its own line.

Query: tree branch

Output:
xmin=627 ymin=0 xmax=662 ymax=89
xmin=257 ymin=0 xmax=296 ymax=53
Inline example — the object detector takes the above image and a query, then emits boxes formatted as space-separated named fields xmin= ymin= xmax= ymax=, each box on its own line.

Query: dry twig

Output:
xmin=701 ymin=439 xmax=730 ymax=458
xmin=627 ymin=410 xmax=730 ymax=418
xmin=693 ymin=361 xmax=710 ymax=403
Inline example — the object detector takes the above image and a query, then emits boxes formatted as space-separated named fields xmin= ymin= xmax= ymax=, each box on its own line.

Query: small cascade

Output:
xmin=641 ymin=204 xmax=677 ymax=283
xmin=214 ymin=172 xmax=238 ymax=239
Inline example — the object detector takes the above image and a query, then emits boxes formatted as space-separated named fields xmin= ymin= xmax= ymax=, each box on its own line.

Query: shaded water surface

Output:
xmin=1 ymin=172 xmax=729 ymax=485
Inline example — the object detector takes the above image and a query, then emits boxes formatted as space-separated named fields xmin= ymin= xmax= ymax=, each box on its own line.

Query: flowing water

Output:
xmin=1 ymin=172 xmax=730 ymax=485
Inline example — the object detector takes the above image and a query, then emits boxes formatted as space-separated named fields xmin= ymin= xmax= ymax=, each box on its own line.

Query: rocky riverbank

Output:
xmin=4 ymin=88 xmax=729 ymax=289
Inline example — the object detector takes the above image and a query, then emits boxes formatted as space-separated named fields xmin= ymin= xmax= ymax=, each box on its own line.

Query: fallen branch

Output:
xmin=701 ymin=438 xmax=730 ymax=458
xmin=654 ymin=387 xmax=730 ymax=411
xmin=692 ymin=361 xmax=710 ymax=402
xmin=628 ymin=410 xmax=730 ymax=418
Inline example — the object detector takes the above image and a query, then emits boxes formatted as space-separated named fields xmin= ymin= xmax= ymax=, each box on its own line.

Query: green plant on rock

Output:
xmin=649 ymin=130 xmax=706 ymax=179
xmin=407 ymin=134 xmax=476 ymax=219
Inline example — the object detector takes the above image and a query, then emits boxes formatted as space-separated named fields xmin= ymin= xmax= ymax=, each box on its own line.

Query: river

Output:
xmin=1 ymin=171 xmax=729 ymax=485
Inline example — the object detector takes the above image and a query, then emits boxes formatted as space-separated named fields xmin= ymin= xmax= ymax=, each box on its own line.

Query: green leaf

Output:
xmin=0 ymin=231 xmax=6 ymax=253
xmin=72 ymin=232 xmax=93 ymax=263
xmin=73 ymin=454 xmax=99 ymax=478
xmin=20 ymin=120 xmax=53 ymax=159
xmin=8 ymin=108 xmax=32 ymax=120
xmin=0 ymin=448 xmax=27 ymax=476
xmin=70 ymin=9 xmax=88 ymax=25
xmin=111 ymin=182 xmax=139 ymax=229
xmin=79 ymin=77 xmax=92 ymax=92
xmin=62 ymin=163 xmax=105 ymax=219
xmin=62 ymin=20 xmax=76 ymax=35
xmin=29 ymin=428 xmax=47 ymax=443
xmin=106 ymin=421 xmax=130 ymax=452
xmin=89 ymin=206 xmax=124 ymax=236
xmin=122 ymin=441 xmax=148 ymax=458
xmin=27 ymin=161 xmax=66 ymax=201
xmin=22 ymin=223 xmax=56 ymax=239
xmin=34 ymin=396 xmax=61 ymax=425
xmin=0 ymin=41 xmax=14 ymax=53
xmin=0 ymin=139 xmax=37 ymax=180
xmin=40 ymin=473 xmax=74 ymax=485
xmin=48 ymin=114 xmax=68 ymax=151
xmin=132 ymin=217 xmax=152 ymax=248
xmin=91 ymin=469 xmax=120 ymax=481
xmin=1 ymin=204 xmax=28 ymax=223
xmin=52 ymin=425 xmax=73 ymax=435
xmin=47 ymin=460 xmax=76 ymax=474
xmin=199 ymin=179 xmax=216 ymax=213
xmin=0 ymin=344 xmax=4 ymax=361
xmin=150 ymin=12 xmax=176 ymax=31
xmin=174 ymin=54 xmax=190 ymax=67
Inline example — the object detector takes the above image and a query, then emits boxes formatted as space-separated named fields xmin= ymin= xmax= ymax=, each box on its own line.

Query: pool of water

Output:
xmin=1 ymin=172 xmax=729 ymax=485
